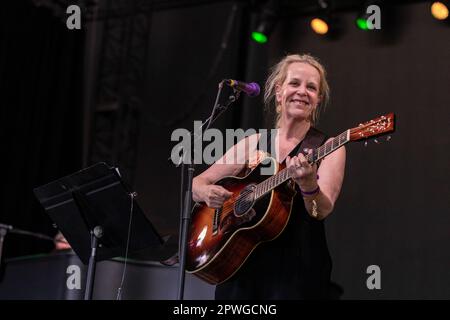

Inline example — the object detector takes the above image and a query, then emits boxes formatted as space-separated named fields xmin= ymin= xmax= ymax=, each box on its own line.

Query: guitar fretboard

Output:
xmin=253 ymin=130 xmax=349 ymax=199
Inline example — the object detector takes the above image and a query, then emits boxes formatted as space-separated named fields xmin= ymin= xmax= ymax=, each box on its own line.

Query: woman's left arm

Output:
xmin=287 ymin=139 xmax=346 ymax=220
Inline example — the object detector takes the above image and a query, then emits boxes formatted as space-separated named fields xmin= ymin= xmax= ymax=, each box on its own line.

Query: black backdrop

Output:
xmin=268 ymin=3 xmax=450 ymax=299
xmin=1 ymin=0 xmax=449 ymax=299
xmin=1 ymin=1 xmax=84 ymax=258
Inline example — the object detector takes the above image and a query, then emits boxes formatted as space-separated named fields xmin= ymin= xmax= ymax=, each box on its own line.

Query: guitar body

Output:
xmin=186 ymin=157 xmax=296 ymax=285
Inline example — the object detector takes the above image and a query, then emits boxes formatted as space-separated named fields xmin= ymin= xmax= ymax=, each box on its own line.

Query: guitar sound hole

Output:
xmin=234 ymin=184 xmax=256 ymax=217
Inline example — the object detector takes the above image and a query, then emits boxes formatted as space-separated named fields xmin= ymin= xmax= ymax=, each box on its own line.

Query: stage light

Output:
xmin=251 ymin=0 xmax=278 ymax=44
xmin=310 ymin=17 xmax=329 ymax=35
xmin=310 ymin=0 xmax=333 ymax=36
xmin=251 ymin=31 xmax=268 ymax=44
xmin=356 ymin=16 xmax=369 ymax=30
xmin=431 ymin=1 xmax=449 ymax=20
xmin=356 ymin=7 xmax=371 ymax=30
xmin=356 ymin=2 xmax=381 ymax=31
xmin=251 ymin=24 xmax=270 ymax=44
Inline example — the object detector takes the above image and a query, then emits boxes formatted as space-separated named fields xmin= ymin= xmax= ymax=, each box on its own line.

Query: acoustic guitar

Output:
xmin=186 ymin=113 xmax=395 ymax=284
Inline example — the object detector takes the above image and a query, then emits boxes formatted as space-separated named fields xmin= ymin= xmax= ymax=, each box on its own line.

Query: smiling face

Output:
xmin=275 ymin=62 xmax=321 ymax=124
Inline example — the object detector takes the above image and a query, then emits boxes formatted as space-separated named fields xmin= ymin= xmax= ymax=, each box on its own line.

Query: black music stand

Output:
xmin=33 ymin=162 xmax=164 ymax=300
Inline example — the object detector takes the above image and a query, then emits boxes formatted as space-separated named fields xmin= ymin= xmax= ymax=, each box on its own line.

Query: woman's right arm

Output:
xmin=192 ymin=133 xmax=259 ymax=208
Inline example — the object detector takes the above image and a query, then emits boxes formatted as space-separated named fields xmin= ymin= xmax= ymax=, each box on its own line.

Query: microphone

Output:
xmin=223 ymin=79 xmax=260 ymax=97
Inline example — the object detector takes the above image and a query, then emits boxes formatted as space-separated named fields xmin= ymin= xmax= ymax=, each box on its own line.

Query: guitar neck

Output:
xmin=254 ymin=129 xmax=350 ymax=199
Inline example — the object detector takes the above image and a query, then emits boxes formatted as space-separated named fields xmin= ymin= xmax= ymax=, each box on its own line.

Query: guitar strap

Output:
xmin=292 ymin=127 xmax=328 ymax=159
xmin=259 ymin=127 xmax=328 ymax=165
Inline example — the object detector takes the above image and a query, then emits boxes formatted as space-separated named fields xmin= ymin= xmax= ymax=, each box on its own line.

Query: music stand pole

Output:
xmin=84 ymin=226 xmax=103 ymax=300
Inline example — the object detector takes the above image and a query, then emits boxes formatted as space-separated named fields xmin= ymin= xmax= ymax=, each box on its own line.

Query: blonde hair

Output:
xmin=264 ymin=53 xmax=330 ymax=127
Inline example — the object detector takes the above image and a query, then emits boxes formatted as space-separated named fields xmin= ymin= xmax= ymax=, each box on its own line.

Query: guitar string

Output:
xmin=220 ymin=166 xmax=290 ymax=211
xmin=219 ymin=167 xmax=290 ymax=212
xmin=209 ymin=121 xmax=386 ymax=228
xmin=218 ymin=135 xmax=340 ymax=212
xmin=215 ymin=132 xmax=348 ymax=215
xmin=221 ymin=188 xmax=254 ymax=212
xmin=219 ymin=126 xmax=378 ymax=220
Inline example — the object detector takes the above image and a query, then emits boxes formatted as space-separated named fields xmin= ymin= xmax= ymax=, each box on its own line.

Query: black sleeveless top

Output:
xmin=215 ymin=127 xmax=332 ymax=300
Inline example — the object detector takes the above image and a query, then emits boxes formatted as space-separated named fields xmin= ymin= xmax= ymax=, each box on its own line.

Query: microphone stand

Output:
xmin=175 ymin=82 xmax=240 ymax=300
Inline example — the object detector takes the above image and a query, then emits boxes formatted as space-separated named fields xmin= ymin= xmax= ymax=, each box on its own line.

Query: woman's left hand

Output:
xmin=286 ymin=150 xmax=318 ymax=190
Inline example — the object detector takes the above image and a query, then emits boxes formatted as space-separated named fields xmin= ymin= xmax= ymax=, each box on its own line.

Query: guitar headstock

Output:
xmin=349 ymin=113 xmax=395 ymax=142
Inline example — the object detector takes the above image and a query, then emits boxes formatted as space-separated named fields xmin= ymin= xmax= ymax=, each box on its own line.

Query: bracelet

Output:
xmin=300 ymin=185 xmax=320 ymax=197
xmin=311 ymin=199 xmax=319 ymax=218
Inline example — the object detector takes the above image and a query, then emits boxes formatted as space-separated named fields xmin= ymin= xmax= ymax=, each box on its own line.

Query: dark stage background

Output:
xmin=1 ymin=0 xmax=449 ymax=299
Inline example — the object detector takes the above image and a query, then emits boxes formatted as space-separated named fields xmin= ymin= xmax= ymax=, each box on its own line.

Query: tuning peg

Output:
xmin=374 ymin=139 xmax=379 ymax=144
xmin=364 ymin=140 xmax=368 ymax=147
xmin=386 ymin=135 xmax=391 ymax=141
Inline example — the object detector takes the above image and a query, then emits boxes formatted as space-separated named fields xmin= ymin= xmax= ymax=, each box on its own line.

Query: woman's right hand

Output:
xmin=197 ymin=185 xmax=233 ymax=208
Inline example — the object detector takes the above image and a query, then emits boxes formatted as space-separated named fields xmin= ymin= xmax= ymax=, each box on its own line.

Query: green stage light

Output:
xmin=356 ymin=2 xmax=382 ymax=31
xmin=251 ymin=0 xmax=278 ymax=44
xmin=356 ymin=17 xmax=369 ymax=30
xmin=251 ymin=31 xmax=268 ymax=44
